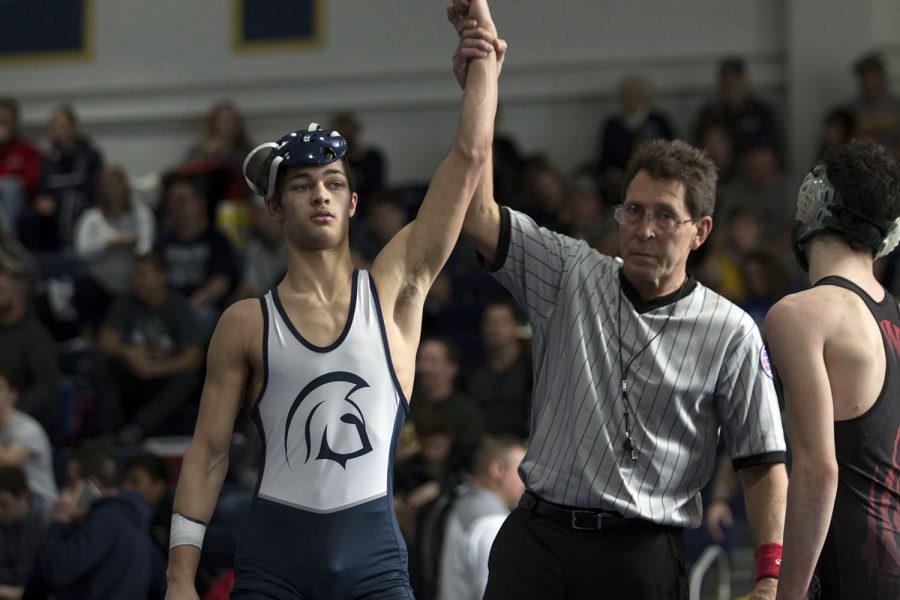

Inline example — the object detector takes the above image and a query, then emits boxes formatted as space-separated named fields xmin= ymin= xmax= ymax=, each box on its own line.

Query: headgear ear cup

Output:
xmin=876 ymin=217 xmax=900 ymax=258
xmin=791 ymin=161 xmax=900 ymax=269
xmin=243 ymin=142 xmax=279 ymax=197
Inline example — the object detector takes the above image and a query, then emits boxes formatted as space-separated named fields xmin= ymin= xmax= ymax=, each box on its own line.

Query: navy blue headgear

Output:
xmin=243 ymin=122 xmax=348 ymax=198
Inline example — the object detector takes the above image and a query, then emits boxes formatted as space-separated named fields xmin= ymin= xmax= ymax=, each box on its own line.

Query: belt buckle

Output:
xmin=570 ymin=510 xmax=600 ymax=530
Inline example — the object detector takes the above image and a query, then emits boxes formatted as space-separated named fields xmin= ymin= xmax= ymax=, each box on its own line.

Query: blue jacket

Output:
xmin=29 ymin=491 xmax=165 ymax=600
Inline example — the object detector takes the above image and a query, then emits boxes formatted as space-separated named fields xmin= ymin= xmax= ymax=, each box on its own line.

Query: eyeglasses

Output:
xmin=613 ymin=204 xmax=697 ymax=234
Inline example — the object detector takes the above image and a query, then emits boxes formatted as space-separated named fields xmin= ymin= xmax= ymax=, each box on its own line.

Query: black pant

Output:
xmin=484 ymin=505 xmax=688 ymax=600
xmin=93 ymin=355 xmax=201 ymax=435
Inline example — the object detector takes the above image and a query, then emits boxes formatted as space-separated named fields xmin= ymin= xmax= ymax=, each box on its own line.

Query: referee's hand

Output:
xmin=703 ymin=499 xmax=733 ymax=543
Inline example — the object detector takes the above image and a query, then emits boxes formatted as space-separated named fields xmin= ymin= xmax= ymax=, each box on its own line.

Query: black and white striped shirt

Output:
xmin=487 ymin=208 xmax=785 ymax=527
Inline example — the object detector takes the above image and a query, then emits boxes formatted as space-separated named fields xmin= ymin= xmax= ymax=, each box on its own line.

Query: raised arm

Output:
xmin=450 ymin=16 xmax=505 ymax=265
xmin=165 ymin=301 xmax=257 ymax=600
xmin=371 ymin=0 xmax=500 ymax=315
xmin=766 ymin=298 xmax=838 ymax=600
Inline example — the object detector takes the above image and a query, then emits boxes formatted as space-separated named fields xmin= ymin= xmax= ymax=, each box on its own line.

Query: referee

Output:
xmin=469 ymin=136 xmax=787 ymax=598
xmin=452 ymin=30 xmax=788 ymax=595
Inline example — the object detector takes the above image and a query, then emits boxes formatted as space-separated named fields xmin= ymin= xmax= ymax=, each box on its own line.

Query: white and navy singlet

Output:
xmin=231 ymin=269 xmax=413 ymax=600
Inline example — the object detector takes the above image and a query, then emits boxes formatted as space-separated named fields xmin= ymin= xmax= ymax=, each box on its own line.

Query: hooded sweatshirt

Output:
xmin=28 ymin=490 xmax=164 ymax=600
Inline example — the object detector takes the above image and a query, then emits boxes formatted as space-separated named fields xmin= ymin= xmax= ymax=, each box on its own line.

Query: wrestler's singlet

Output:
xmin=232 ymin=270 xmax=413 ymax=600
xmin=813 ymin=276 xmax=900 ymax=599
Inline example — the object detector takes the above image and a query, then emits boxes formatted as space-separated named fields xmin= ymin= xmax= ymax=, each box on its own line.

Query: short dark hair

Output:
xmin=822 ymin=141 xmax=900 ymax=252
xmin=854 ymin=52 xmax=885 ymax=75
xmin=621 ymin=139 xmax=718 ymax=218
xmin=470 ymin=435 xmax=524 ymax=476
xmin=719 ymin=56 xmax=746 ymax=77
xmin=482 ymin=293 xmax=523 ymax=324
xmin=125 ymin=453 xmax=169 ymax=483
xmin=0 ymin=465 xmax=27 ymax=496
xmin=0 ymin=97 xmax=20 ymax=121
xmin=72 ymin=444 xmax=118 ymax=488
xmin=419 ymin=336 xmax=459 ymax=365
xmin=134 ymin=250 xmax=168 ymax=273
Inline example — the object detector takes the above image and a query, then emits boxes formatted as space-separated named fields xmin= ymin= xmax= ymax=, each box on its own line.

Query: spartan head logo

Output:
xmin=284 ymin=371 xmax=373 ymax=469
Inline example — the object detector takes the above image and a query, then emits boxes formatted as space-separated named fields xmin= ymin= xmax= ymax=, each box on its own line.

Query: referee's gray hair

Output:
xmin=622 ymin=139 xmax=718 ymax=218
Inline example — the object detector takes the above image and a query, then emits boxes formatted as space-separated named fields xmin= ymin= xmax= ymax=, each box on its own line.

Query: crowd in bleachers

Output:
xmin=1 ymin=49 xmax=900 ymax=598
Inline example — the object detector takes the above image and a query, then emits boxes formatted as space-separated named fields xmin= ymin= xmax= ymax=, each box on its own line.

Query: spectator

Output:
xmin=697 ymin=204 xmax=765 ymax=302
xmin=739 ymin=249 xmax=791 ymax=327
xmin=184 ymin=101 xmax=254 ymax=200
xmin=20 ymin=104 xmax=102 ymax=251
xmin=557 ymin=172 xmax=605 ymax=242
xmin=817 ymin=107 xmax=857 ymax=160
xmin=330 ymin=111 xmax=386 ymax=209
xmin=0 ymin=255 xmax=59 ymax=436
xmin=394 ymin=412 xmax=462 ymax=600
xmin=0 ymin=465 xmax=51 ymax=598
xmin=465 ymin=296 xmax=531 ymax=439
xmin=74 ymin=166 xmax=155 ymax=333
xmin=437 ymin=436 xmax=526 ymax=600
xmin=0 ymin=98 xmax=41 ymax=238
xmin=694 ymin=114 xmax=736 ymax=183
xmin=850 ymin=52 xmax=900 ymax=154
xmin=718 ymin=136 xmax=795 ymax=247
xmin=0 ymin=228 xmax=36 ymax=287
xmin=234 ymin=197 xmax=286 ymax=298
xmin=350 ymin=190 xmax=410 ymax=265
xmin=155 ymin=175 xmax=237 ymax=338
xmin=597 ymin=76 xmax=675 ymax=197
xmin=521 ymin=156 xmax=567 ymax=228
xmin=0 ymin=364 xmax=57 ymax=505
xmin=395 ymin=412 xmax=459 ymax=525
xmin=123 ymin=452 xmax=173 ymax=555
xmin=93 ymin=251 xmax=204 ymax=444
xmin=695 ymin=56 xmax=780 ymax=163
xmin=185 ymin=101 xmax=253 ymax=169
xmin=410 ymin=337 xmax=484 ymax=466
xmin=25 ymin=444 xmax=165 ymax=600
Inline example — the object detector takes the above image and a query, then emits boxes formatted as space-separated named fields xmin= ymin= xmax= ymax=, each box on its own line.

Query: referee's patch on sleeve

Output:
xmin=759 ymin=346 xmax=773 ymax=379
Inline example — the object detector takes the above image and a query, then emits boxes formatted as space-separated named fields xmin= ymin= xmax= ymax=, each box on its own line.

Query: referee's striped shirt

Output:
xmin=486 ymin=207 xmax=786 ymax=528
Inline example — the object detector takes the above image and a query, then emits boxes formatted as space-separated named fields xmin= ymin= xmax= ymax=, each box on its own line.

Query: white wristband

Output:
xmin=170 ymin=513 xmax=207 ymax=550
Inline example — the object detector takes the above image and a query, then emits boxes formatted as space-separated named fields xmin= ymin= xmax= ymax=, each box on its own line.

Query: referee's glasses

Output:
xmin=613 ymin=204 xmax=696 ymax=234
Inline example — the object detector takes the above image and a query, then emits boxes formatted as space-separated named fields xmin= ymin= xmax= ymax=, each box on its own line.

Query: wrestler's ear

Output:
xmin=267 ymin=194 xmax=284 ymax=223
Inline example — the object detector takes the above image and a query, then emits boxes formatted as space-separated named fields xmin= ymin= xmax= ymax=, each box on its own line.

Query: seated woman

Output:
xmin=73 ymin=166 xmax=155 ymax=334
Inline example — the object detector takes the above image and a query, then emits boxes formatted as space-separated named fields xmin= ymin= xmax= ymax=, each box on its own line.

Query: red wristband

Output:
xmin=754 ymin=543 xmax=782 ymax=581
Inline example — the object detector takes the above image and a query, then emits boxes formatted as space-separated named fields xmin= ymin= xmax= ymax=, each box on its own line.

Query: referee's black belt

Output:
xmin=519 ymin=491 xmax=656 ymax=531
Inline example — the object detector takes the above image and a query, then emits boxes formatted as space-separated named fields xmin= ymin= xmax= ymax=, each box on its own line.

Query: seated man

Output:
xmin=93 ymin=252 xmax=204 ymax=444
xmin=438 ymin=436 xmax=526 ymax=600
xmin=0 ymin=465 xmax=51 ymax=600
xmin=0 ymin=365 xmax=57 ymax=505
xmin=25 ymin=444 xmax=164 ymax=600
xmin=410 ymin=337 xmax=485 ymax=467
xmin=123 ymin=452 xmax=173 ymax=554
xmin=155 ymin=175 xmax=237 ymax=338
xmin=0 ymin=98 xmax=41 ymax=239
xmin=0 ymin=256 xmax=59 ymax=437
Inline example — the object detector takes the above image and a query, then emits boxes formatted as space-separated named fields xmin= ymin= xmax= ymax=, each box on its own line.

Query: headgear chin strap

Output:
xmin=242 ymin=122 xmax=348 ymax=199
xmin=790 ymin=162 xmax=900 ymax=270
